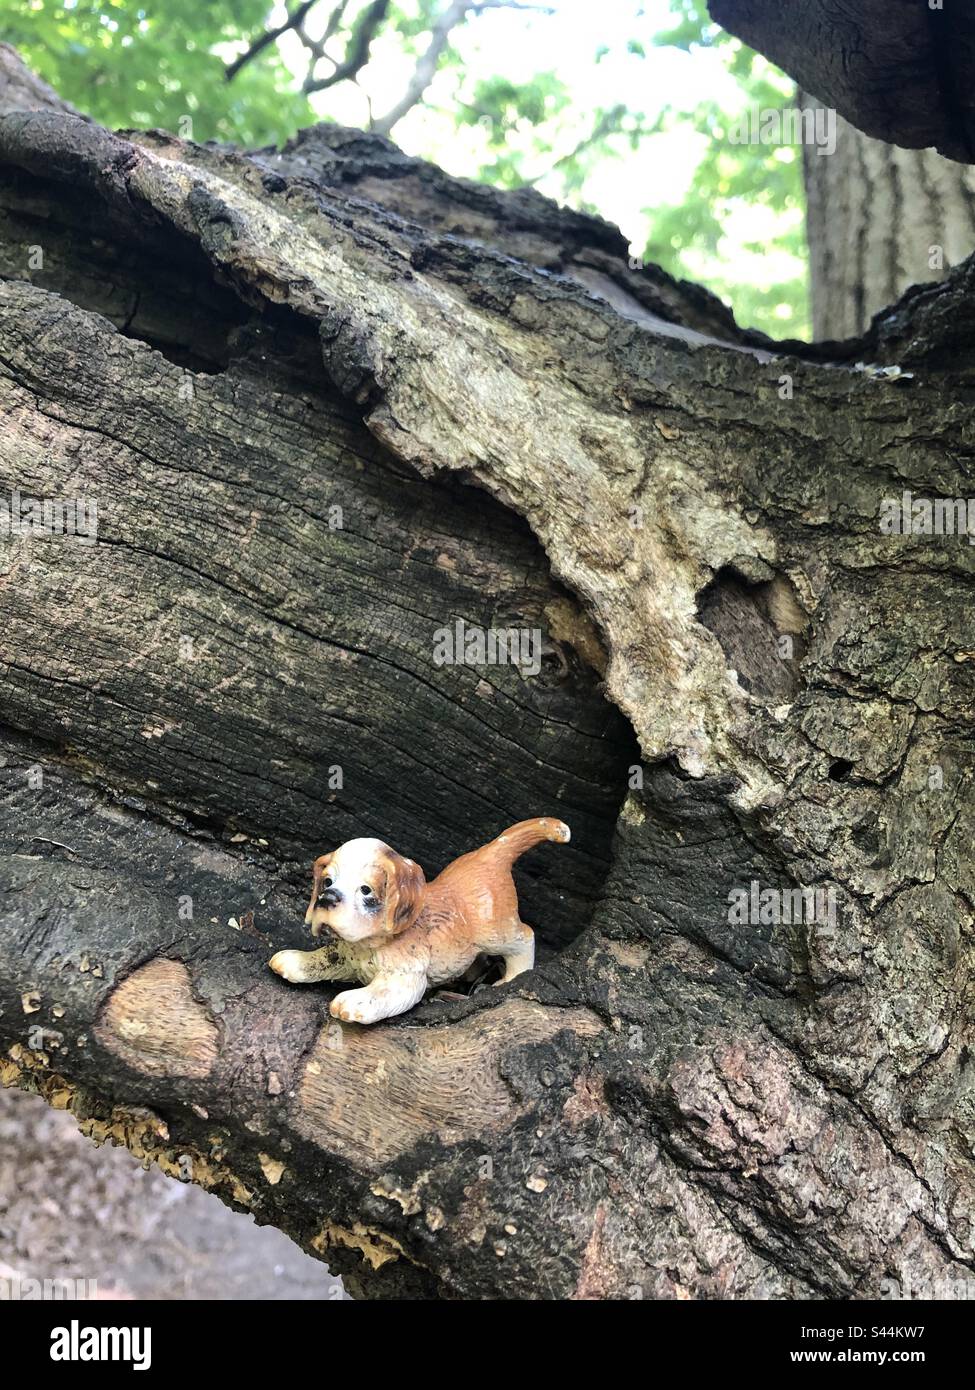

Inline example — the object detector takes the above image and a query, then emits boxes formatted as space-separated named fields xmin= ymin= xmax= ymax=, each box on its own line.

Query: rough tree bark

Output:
xmin=1 ymin=44 xmax=974 ymax=1300
xmin=802 ymin=96 xmax=975 ymax=340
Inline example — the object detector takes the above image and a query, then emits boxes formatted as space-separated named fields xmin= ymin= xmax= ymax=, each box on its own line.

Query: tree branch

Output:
xmin=295 ymin=0 xmax=348 ymax=65
xmin=521 ymin=104 xmax=647 ymax=188
xmin=303 ymin=0 xmax=392 ymax=94
xmin=370 ymin=0 xmax=552 ymax=136
xmin=225 ymin=0 xmax=323 ymax=82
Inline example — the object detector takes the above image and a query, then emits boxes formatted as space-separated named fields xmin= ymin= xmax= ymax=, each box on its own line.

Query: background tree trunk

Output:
xmin=1 ymin=46 xmax=975 ymax=1301
xmin=802 ymin=97 xmax=975 ymax=340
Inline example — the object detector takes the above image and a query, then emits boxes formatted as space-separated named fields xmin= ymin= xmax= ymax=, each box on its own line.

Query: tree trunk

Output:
xmin=802 ymin=97 xmax=975 ymax=340
xmin=2 ymin=46 xmax=975 ymax=1301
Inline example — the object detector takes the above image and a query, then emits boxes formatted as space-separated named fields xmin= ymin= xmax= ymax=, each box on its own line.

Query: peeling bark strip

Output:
xmin=1 ymin=48 xmax=975 ymax=1299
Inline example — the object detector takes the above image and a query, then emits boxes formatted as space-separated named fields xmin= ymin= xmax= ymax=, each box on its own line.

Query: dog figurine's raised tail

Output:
xmin=269 ymin=817 xmax=570 ymax=1024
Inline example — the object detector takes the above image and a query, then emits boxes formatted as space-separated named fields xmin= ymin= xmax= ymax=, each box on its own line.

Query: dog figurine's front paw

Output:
xmin=270 ymin=947 xmax=344 ymax=985
xmin=269 ymin=950 xmax=305 ymax=983
xmin=330 ymin=989 xmax=373 ymax=1024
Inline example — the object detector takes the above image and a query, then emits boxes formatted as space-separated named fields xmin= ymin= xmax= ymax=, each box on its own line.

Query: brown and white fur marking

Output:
xmin=268 ymin=817 xmax=570 ymax=1024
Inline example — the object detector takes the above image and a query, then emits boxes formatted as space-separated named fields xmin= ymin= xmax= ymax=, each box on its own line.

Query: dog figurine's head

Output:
xmin=305 ymin=837 xmax=426 ymax=945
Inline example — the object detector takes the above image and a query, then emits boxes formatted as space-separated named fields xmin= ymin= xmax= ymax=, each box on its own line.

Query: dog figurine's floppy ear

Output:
xmin=378 ymin=849 xmax=426 ymax=935
xmin=305 ymin=851 xmax=334 ymax=933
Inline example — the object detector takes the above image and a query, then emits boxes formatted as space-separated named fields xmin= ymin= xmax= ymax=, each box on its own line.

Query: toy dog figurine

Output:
xmin=269 ymin=817 xmax=570 ymax=1024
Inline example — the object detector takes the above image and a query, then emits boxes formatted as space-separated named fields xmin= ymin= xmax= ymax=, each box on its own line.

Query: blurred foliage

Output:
xmin=0 ymin=2 xmax=642 ymax=187
xmin=0 ymin=0 xmax=809 ymax=336
xmin=453 ymin=75 xmax=651 ymax=197
xmin=647 ymin=0 xmax=809 ymax=336
xmin=0 ymin=0 xmax=315 ymax=143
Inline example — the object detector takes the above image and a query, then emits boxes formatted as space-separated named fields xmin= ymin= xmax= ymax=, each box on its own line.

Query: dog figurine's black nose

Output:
xmin=317 ymin=887 xmax=341 ymax=908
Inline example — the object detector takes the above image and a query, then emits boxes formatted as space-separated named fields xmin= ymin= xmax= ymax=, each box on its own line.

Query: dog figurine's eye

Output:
xmin=322 ymin=877 xmax=333 ymax=888
xmin=360 ymin=885 xmax=373 ymax=897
